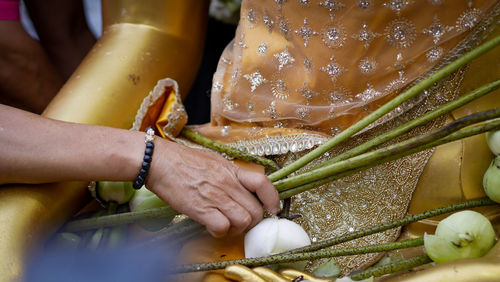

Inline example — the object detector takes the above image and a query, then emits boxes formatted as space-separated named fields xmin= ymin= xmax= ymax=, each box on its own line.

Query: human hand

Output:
xmin=146 ymin=139 xmax=280 ymax=238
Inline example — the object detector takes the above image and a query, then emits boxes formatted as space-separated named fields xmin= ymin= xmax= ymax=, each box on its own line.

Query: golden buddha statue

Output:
xmin=146 ymin=0 xmax=500 ymax=277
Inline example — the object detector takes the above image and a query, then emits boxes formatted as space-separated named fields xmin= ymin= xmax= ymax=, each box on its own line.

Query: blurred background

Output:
xmin=18 ymin=0 xmax=238 ymax=124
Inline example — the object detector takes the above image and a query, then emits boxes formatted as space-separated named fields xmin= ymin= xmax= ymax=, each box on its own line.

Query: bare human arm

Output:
xmin=0 ymin=21 xmax=63 ymax=113
xmin=0 ymin=0 xmax=95 ymax=114
xmin=25 ymin=0 xmax=96 ymax=80
xmin=0 ymin=104 xmax=280 ymax=237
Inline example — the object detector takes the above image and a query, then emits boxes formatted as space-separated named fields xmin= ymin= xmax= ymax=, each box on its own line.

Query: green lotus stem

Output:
xmin=173 ymin=238 xmax=424 ymax=273
xmin=63 ymin=206 xmax=179 ymax=232
xmin=313 ymin=80 xmax=500 ymax=171
xmin=165 ymin=225 xmax=204 ymax=246
xmin=268 ymin=36 xmax=500 ymax=182
xmin=279 ymin=117 xmax=500 ymax=198
xmin=136 ymin=218 xmax=204 ymax=248
xmin=98 ymin=202 xmax=118 ymax=249
xmin=181 ymin=127 xmax=280 ymax=171
xmin=64 ymin=119 xmax=500 ymax=232
xmin=350 ymin=254 xmax=432 ymax=281
xmin=78 ymin=210 xmax=106 ymax=249
xmin=278 ymin=167 xmax=366 ymax=199
xmin=274 ymin=109 xmax=500 ymax=192
xmin=283 ymin=198 xmax=495 ymax=254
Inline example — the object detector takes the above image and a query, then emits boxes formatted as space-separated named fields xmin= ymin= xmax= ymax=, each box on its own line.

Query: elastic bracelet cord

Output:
xmin=133 ymin=126 xmax=155 ymax=189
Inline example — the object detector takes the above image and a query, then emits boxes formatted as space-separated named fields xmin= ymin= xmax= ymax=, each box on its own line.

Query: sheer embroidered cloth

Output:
xmin=210 ymin=0 xmax=497 ymax=135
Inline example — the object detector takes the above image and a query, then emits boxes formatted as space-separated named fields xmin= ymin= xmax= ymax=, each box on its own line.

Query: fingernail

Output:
xmin=269 ymin=207 xmax=280 ymax=215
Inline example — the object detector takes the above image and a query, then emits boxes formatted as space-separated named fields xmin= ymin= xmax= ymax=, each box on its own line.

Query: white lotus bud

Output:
xmin=424 ymin=210 xmax=495 ymax=264
xmin=486 ymin=130 xmax=500 ymax=156
xmin=244 ymin=217 xmax=311 ymax=261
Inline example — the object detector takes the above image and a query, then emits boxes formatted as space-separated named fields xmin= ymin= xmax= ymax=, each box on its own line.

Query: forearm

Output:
xmin=0 ymin=21 xmax=63 ymax=113
xmin=25 ymin=0 xmax=96 ymax=79
xmin=0 ymin=104 xmax=281 ymax=237
xmin=0 ymin=104 xmax=143 ymax=184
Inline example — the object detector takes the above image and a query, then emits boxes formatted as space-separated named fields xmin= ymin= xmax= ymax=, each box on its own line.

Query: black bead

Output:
xmin=133 ymin=180 xmax=142 ymax=189
xmin=146 ymin=142 xmax=154 ymax=149
xmin=136 ymin=175 xmax=144 ymax=183
xmin=133 ymin=127 xmax=155 ymax=190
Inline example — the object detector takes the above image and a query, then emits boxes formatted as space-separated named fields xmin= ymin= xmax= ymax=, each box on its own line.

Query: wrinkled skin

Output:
xmin=147 ymin=140 xmax=281 ymax=237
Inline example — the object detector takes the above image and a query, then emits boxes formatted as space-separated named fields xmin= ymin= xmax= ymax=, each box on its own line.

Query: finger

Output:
xmin=231 ymin=193 xmax=264 ymax=229
xmin=194 ymin=208 xmax=231 ymax=238
xmin=215 ymin=195 xmax=253 ymax=235
xmin=222 ymin=177 xmax=265 ymax=229
xmin=236 ymin=168 xmax=280 ymax=214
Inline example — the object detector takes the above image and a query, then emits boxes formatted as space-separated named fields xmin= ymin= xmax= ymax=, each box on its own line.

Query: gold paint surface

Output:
xmin=405 ymin=28 xmax=500 ymax=238
xmin=0 ymin=182 xmax=90 ymax=280
xmin=44 ymin=22 xmax=205 ymax=126
xmin=172 ymin=232 xmax=245 ymax=282
xmin=386 ymin=240 xmax=500 ymax=282
xmin=400 ymin=27 xmax=500 ymax=281
xmin=405 ymin=134 xmax=464 ymax=235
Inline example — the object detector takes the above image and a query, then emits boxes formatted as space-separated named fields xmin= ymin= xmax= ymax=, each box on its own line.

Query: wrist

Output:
xmin=144 ymin=138 xmax=177 ymax=193
xmin=104 ymin=129 xmax=145 ymax=182
xmin=131 ymin=127 xmax=155 ymax=189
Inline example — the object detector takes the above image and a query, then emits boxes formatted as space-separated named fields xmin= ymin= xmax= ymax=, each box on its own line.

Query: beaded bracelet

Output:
xmin=133 ymin=126 xmax=155 ymax=189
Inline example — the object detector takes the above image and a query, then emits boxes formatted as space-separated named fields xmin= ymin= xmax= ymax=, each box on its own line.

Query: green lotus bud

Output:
xmin=312 ymin=259 xmax=340 ymax=278
xmin=486 ymin=130 xmax=500 ymax=156
xmin=129 ymin=185 xmax=174 ymax=231
xmin=483 ymin=157 xmax=500 ymax=203
xmin=424 ymin=210 xmax=495 ymax=264
xmin=95 ymin=181 xmax=135 ymax=205
xmin=129 ymin=185 xmax=165 ymax=211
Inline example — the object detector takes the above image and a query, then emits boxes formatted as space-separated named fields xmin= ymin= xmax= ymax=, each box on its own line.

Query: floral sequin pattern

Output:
xmin=273 ymin=46 xmax=295 ymax=71
xmin=384 ymin=18 xmax=417 ymax=49
xmin=210 ymin=0 xmax=499 ymax=145
xmin=295 ymin=18 xmax=318 ymax=47
xmin=271 ymin=77 xmax=291 ymax=100
xmin=352 ymin=23 xmax=381 ymax=49
xmin=358 ymin=58 xmax=377 ymax=74
xmin=422 ymin=16 xmax=454 ymax=44
xmin=321 ymin=23 xmax=347 ymax=49
xmin=426 ymin=46 xmax=444 ymax=62
xmin=297 ymin=82 xmax=319 ymax=104
xmin=244 ymin=69 xmax=267 ymax=92
xmin=383 ymin=0 xmax=414 ymax=15
xmin=320 ymin=57 xmax=347 ymax=82
xmin=456 ymin=8 xmax=482 ymax=31
xmin=318 ymin=0 xmax=345 ymax=19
